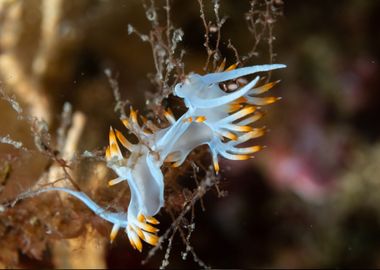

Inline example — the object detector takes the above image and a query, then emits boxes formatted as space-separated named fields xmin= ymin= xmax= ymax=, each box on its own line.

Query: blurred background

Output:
xmin=1 ymin=0 xmax=380 ymax=268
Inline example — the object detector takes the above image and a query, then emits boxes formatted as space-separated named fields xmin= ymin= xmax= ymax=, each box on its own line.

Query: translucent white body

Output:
xmin=47 ymin=63 xmax=286 ymax=251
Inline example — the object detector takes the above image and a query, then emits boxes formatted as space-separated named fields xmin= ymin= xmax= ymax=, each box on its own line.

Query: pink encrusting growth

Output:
xmin=46 ymin=63 xmax=286 ymax=251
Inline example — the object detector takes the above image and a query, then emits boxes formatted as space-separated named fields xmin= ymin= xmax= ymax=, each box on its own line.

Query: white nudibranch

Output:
xmin=45 ymin=63 xmax=286 ymax=251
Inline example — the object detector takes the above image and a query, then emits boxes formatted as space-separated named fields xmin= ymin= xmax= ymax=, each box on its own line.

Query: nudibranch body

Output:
xmin=46 ymin=63 xmax=286 ymax=252
xmin=103 ymin=63 xmax=285 ymax=250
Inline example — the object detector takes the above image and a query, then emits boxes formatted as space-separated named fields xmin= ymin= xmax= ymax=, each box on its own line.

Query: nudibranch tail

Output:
xmin=34 ymin=187 xmax=161 ymax=249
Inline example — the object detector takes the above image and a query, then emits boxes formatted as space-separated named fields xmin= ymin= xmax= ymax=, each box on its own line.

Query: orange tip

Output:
xmin=216 ymin=58 xmax=226 ymax=72
xmin=195 ymin=116 xmax=206 ymax=123
xmin=145 ymin=216 xmax=160 ymax=225
xmin=110 ymin=224 xmax=120 ymax=243
xmin=225 ymin=62 xmax=239 ymax=71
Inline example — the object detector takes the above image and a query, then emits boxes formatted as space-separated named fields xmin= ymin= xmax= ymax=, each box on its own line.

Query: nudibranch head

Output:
xmin=169 ymin=63 xmax=286 ymax=173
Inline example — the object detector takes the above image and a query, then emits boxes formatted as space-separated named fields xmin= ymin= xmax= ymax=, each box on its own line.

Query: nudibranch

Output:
xmin=43 ymin=63 xmax=285 ymax=252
